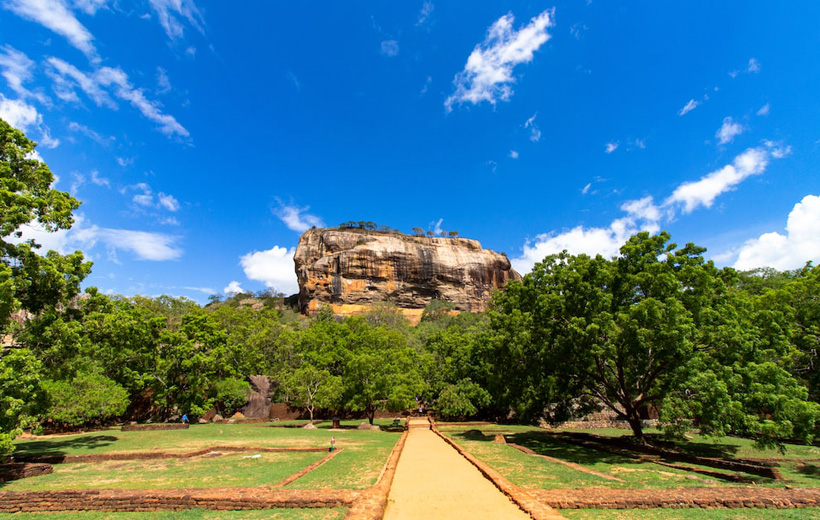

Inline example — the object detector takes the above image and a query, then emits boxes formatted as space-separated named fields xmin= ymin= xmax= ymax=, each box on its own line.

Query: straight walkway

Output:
xmin=383 ymin=417 xmax=532 ymax=520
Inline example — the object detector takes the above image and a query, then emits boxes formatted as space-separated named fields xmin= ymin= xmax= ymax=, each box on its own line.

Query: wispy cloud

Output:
xmin=417 ymin=1 xmax=434 ymax=26
xmin=240 ymin=245 xmax=298 ymax=295
xmin=605 ymin=142 xmax=618 ymax=154
xmin=124 ymin=183 xmax=180 ymax=214
xmin=46 ymin=57 xmax=190 ymax=139
xmin=509 ymin=149 xmax=519 ymax=159
xmin=156 ymin=67 xmax=171 ymax=94
xmin=148 ymin=0 xmax=204 ymax=41
xmin=3 ymin=0 xmax=98 ymax=61
xmin=678 ymin=98 xmax=700 ymax=116
xmin=524 ymin=113 xmax=541 ymax=142
xmin=274 ymin=201 xmax=324 ymax=233
xmin=445 ymin=9 xmax=554 ymax=111
xmin=380 ymin=40 xmax=399 ymax=57
xmin=733 ymin=194 xmax=820 ymax=271
xmin=747 ymin=58 xmax=760 ymax=73
xmin=716 ymin=116 xmax=744 ymax=145
xmin=757 ymin=103 xmax=770 ymax=116
xmin=68 ymin=120 xmax=113 ymax=146
xmin=12 ymin=214 xmax=183 ymax=261
xmin=0 ymin=45 xmax=50 ymax=104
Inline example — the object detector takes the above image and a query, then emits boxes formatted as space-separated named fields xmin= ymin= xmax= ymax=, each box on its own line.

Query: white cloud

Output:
xmin=46 ymin=57 xmax=190 ymax=138
xmin=734 ymin=195 xmax=820 ymax=271
xmin=240 ymin=245 xmax=298 ymax=295
xmin=445 ymin=9 xmax=553 ymax=111
xmin=380 ymin=40 xmax=399 ymax=57
xmin=513 ymin=145 xmax=785 ymax=274
xmin=605 ymin=142 xmax=618 ymax=154
xmin=509 ymin=150 xmax=519 ymax=159
xmin=420 ymin=75 xmax=432 ymax=95
xmin=665 ymin=147 xmax=770 ymax=214
xmin=96 ymin=228 xmax=182 ymax=260
xmin=89 ymin=169 xmax=109 ymax=187
xmin=0 ymin=45 xmax=49 ymax=104
xmin=581 ymin=182 xmax=591 ymax=195
xmin=0 ymin=93 xmax=58 ymax=147
xmin=223 ymin=280 xmax=245 ymax=296
xmin=0 ymin=94 xmax=39 ymax=131
xmin=148 ymin=0 xmax=204 ymax=41
xmin=68 ymin=121 xmax=113 ymax=146
xmin=524 ymin=113 xmax=541 ymax=141
xmin=3 ymin=0 xmax=98 ymax=60
xmin=12 ymin=214 xmax=182 ymax=261
xmin=274 ymin=201 xmax=324 ymax=233
xmin=757 ymin=103 xmax=770 ymax=116
xmin=417 ymin=1 xmax=434 ymax=26
xmin=431 ymin=217 xmax=444 ymax=235
xmin=678 ymin=99 xmax=700 ymax=116
xmin=72 ymin=0 xmax=107 ymax=15
xmin=156 ymin=67 xmax=171 ymax=94
xmin=716 ymin=116 xmax=744 ymax=145
xmin=116 ymin=156 xmax=133 ymax=167
xmin=157 ymin=192 xmax=179 ymax=211
xmin=747 ymin=58 xmax=760 ymax=73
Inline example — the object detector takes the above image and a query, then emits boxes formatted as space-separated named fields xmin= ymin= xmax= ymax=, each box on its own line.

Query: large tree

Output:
xmin=490 ymin=232 xmax=818 ymax=444
xmin=1 ymin=118 xmax=90 ymax=451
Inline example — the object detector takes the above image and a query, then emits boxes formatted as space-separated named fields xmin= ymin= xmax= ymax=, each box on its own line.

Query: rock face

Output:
xmin=240 ymin=375 xmax=273 ymax=419
xmin=294 ymin=228 xmax=520 ymax=322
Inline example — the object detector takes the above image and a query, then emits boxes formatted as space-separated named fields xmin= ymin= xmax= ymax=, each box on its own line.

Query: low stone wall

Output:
xmin=533 ymin=487 xmax=820 ymax=510
xmin=121 ymin=424 xmax=189 ymax=431
xmin=0 ymin=463 xmax=53 ymax=482
xmin=273 ymin=449 xmax=341 ymax=488
xmin=0 ymin=488 xmax=358 ymax=513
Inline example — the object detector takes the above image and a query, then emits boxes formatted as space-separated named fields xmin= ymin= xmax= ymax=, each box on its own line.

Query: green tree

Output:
xmin=0 ymin=348 xmax=47 ymax=454
xmin=282 ymin=364 xmax=342 ymax=422
xmin=437 ymin=378 xmax=491 ymax=420
xmin=44 ymin=370 xmax=128 ymax=428
xmin=343 ymin=319 xmax=423 ymax=424
xmin=1 ymin=118 xmax=91 ymax=336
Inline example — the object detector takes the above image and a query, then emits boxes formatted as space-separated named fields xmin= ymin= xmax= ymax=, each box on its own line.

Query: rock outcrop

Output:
xmin=294 ymin=228 xmax=520 ymax=322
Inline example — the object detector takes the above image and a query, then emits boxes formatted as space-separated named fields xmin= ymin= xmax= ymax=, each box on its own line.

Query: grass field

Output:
xmin=561 ymin=508 xmax=820 ymax=520
xmin=5 ymin=423 xmax=400 ymax=491
xmin=0 ymin=511 xmax=346 ymax=520
xmin=438 ymin=424 xmax=820 ymax=490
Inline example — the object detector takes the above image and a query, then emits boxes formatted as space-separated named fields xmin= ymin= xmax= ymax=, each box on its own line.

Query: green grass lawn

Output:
xmin=0 ymin=510 xmax=346 ymax=520
xmin=443 ymin=428 xmax=820 ymax=490
xmin=561 ymin=508 xmax=820 ymax=520
xmin=6 ymin=424 xmax=400 ymax=491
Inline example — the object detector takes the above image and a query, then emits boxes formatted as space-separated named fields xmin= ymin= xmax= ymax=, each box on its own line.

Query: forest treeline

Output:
xmin=2 ymin=117 xmax=819 ymax=455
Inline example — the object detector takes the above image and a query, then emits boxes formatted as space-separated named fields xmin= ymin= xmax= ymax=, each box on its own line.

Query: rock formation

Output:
xmin=294 ymin=228 xmax=520 ymax=323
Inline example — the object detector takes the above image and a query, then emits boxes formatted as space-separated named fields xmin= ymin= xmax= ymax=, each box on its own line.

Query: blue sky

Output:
xmin=2 ymin=1 xmax=819 ymax=302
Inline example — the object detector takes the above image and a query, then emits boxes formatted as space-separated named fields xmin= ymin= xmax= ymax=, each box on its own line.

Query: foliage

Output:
xmin=213 ymin=377 xmax=251 ymax=416
xmin=281 ymin=364 xmax=342 ymax=421
xmin=43 ymin=370 xmax=128 ymax=427
xmin=436 ymin=378 xmax=491 ymax=419
xmin=489 ymin=231 xmax=819 ymax=446
xmin=0 ymin=348 xmax=47 ymax=454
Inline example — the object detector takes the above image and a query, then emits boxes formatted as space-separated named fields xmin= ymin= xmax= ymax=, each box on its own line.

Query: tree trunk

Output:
xmin=308 ymin=406 xmax=314 ymax=423
xmin=626 ymin=412 xmax=645 ymax=443
xmin=368 ymin=406 xmax=375 ymax=425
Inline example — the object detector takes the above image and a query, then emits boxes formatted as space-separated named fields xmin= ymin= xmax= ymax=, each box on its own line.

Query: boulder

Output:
xmin=357 ymin=423 xmax=381 ymax=431
xmin=241 ymin=375 xmax=274 ymax=419
xmin=303 ymin=423 xmax=317 ymax=429
xmin=294 ymin=228 xmax=520 ymax=324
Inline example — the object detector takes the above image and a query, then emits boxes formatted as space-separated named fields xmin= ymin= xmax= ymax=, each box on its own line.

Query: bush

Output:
xmin=44 ymin=371 xmax=128 ymax=427
xmin=436 ymin=379 xmax=491 ymax=420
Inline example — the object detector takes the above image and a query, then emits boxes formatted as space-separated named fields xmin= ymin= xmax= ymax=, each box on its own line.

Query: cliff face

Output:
xmin=294 ymin=228 xmax=520 ymax=320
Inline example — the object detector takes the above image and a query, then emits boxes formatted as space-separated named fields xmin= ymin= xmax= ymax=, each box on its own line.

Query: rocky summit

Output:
xmin=294 ymin=227 xmax=521 ymax=323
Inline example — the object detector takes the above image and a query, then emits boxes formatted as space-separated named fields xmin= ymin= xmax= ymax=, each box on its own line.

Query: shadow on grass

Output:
xmin=12 ymin=435 xmax=118 ymax=457
xmin=639 ymin=433 xmax=741 ymax=460
xmin=797 ymin=463 xmax=820 ymax=480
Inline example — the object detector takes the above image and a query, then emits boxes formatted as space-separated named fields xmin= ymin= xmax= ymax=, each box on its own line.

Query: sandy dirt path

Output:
xmin=383 ymin=418 xmax=532 ymax=520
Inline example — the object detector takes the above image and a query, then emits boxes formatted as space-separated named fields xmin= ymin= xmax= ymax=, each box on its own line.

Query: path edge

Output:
xmin=430 ymin=420 xmax=565 ymax=520
xmin=344 ymin=429 xmax=409 ymax=520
